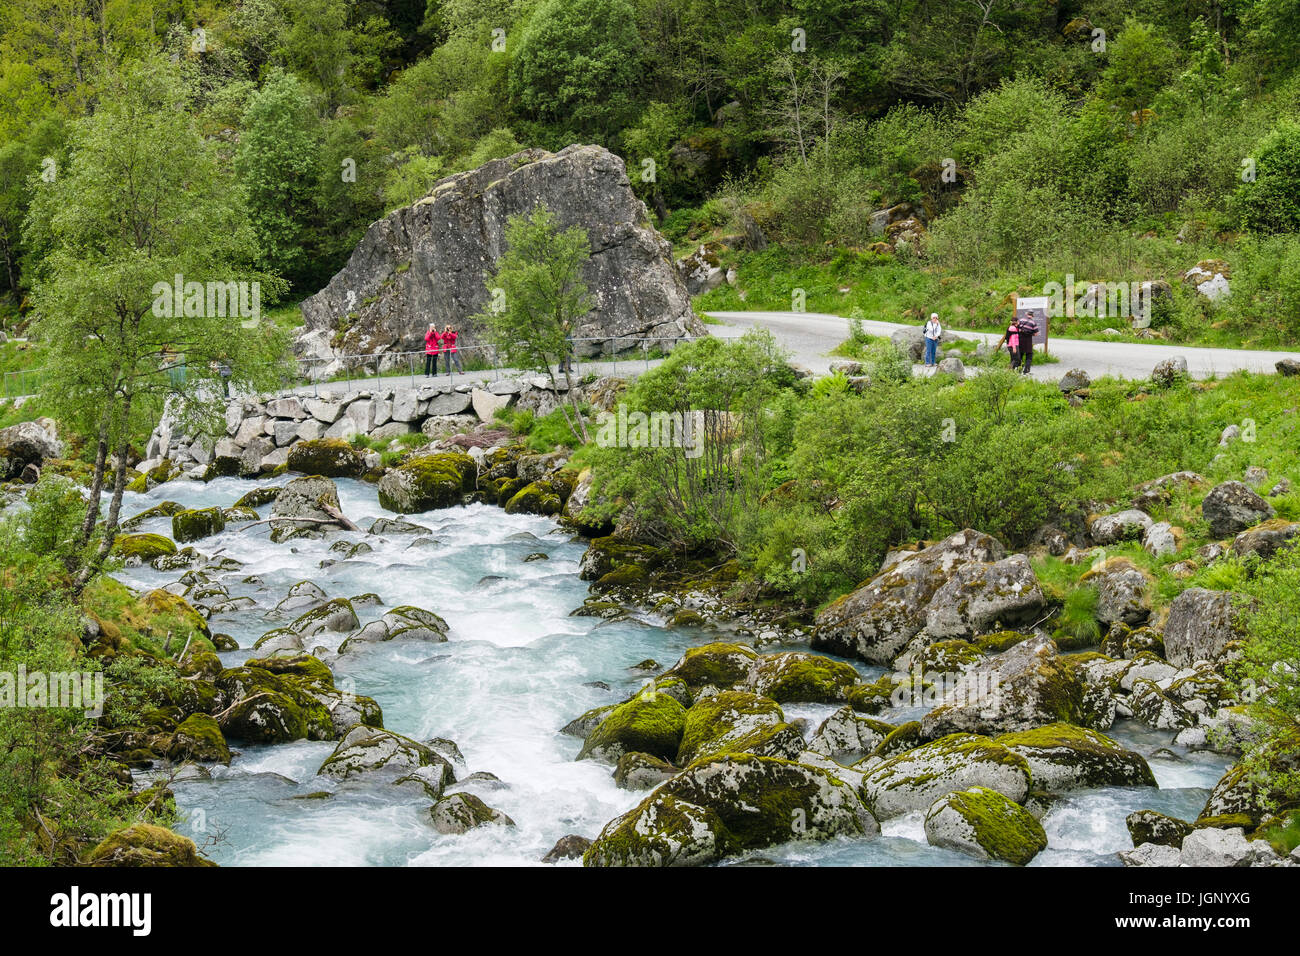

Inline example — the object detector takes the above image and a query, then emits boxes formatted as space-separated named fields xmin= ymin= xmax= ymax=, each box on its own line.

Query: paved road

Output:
xmin=705 ymin=311 xmax=1300 ymax=381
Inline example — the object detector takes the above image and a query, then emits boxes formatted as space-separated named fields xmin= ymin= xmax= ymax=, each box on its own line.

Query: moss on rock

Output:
xmin=287 ymin=439 xmax=366 ymax=478
xmin=85 ymin=823 xmax=216 ymax=867
xmin=377 ymin=451 xmax=476 ymax=513
xmin=577 ymin=690 xmax=687 ymax=763
xmin=171 ymin=507 xmax=225 ymax=544
xmin=923 ymin=786 xmax=1047 ymax=865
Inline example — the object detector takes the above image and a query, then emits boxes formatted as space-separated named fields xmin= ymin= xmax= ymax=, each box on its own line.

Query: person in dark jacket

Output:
xmin=424 ymin=324 xmax=440 ymax=376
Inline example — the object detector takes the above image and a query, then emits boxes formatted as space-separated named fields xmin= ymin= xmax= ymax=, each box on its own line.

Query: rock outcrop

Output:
xmin=298 ymin=145 xmax=704 ymax=369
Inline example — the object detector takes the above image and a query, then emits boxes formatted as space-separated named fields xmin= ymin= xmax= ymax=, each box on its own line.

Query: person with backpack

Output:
xmin=1013 ymin=310 xmax=1040 ymax=374
xmin=923 ymin=313 xmax=943 ymax=367
xmin=996 ymin=319 xmax=1019 ymax=369
xmin=442 ymin=324 xmax=464 ymax=374
xmin=424 ymin=323 xmax=440 ymax=376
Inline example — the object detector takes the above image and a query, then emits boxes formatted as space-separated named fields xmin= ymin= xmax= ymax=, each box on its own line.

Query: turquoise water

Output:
xmin=115 ymin=477 xmax=1231 ymax=867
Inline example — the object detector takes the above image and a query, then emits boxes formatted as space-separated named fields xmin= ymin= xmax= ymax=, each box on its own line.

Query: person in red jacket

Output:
xmin=442 ymin=324 xmax=464 ymax=373
xmin=424 ymin=323 xmax=440 ymax=376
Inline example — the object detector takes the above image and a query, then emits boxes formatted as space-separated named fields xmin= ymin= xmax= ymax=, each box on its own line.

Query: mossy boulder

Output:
xmin=213 ymin=660 xmax=338 ymax=744
xmin=287 ymin=597 xmax=359 ymax=637
xmin=922 ymin=635 xmax=1108 ymax=737
xmin=584 ymin=794 xmax=729 ymax=867
xmin=577 ymin=690 xmax=688 ymax=763
xmin=577 ymin=534 xmax=669 ymax=582
xmin=745 ymin=651 xmax=860 ymax=704
xmin=287 ymin=438 xmax=366 ymax=478
xmin=377 ymin=451 xmax=476 ymax=513
xmin=269 ymin=475 xmax=343 ymax=542
xmin=85 ymin=823 xmax=216 ymax=867
xmin=120 ymin=500 xmax=186 ymax=532
xmin=923 ymin=786 xmax=1048 ymax=865
xmin=503 ymin=479 xmax=563 ymax=516
xmin=585 ymin=754 xmax=876 ymax=867
xmin=660 ymin=641 xmax=758 ymax=694
xmin=995 ymin=722 xmax=1156 ymax=792
xmin=319 ymin=725 xmax=455 ymax=793
xmin=846 ymin=676 xmax=897 ymax=715
xmin=382 ymin=605 xmax=449 ymax=641
xmin=808 ymin=706 xmax=895 ymax=759
xmin=429 ymin=792 xmax=515 ymax=834
xmin=614 ymin=751 xmax=679 ymax=790
xmin=141 ymin=588 xmax=211 ymax=639
xmin=915 ymin=639 xmax=985 ymax=679
xmin=171 ymin=507 xmax=225 ymax=544
xmin=112 ymin=533 xmax=177 ymax=564
xmin=233 ymin=486 xmax=282 ymax=508
xmin=676 ymin=690 xmax=801 ymax=765
xmin=860 ymin=733 xmax=1033 ymax=820
xmin=1197 ymin=734 xmax=1300 ymax=826
xmin=166 ymin=713 xmax=231 ymax=765
xmin=1126 ymin=809 xmax=1194 ymax=848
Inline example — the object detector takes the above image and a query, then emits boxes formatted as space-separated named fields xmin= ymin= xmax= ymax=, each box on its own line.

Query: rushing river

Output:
xmin=114 ymin=477 xmax=1232 ymax=867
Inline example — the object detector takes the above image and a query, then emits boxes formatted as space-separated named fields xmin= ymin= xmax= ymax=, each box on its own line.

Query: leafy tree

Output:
xmin=235 ymin=70 xmax=323 ymax=287
xmin=474 ymin=206 xmax=594 ymax=441
xmin=1097 ymin=19 xmax=1176 ymax=115
xmin=25 ymin=59 xmax=283 ymax=591
xmin=510 ymin=0 xmax=643 ymax=140
xmin=592 ymin=330 xmax=792 ymax=550
xmin=1237 ymin=121 xmax=1300 ymax=234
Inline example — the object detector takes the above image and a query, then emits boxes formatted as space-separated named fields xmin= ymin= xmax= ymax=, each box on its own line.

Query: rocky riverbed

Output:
xmin=97 ymin=460 xmax=1285 ymax=868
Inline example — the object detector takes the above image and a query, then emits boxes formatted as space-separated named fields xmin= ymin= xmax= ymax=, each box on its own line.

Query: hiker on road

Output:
xmin=923 ymin=313 xmax=942 ymax=367
xmin=996 ymin=319 xmax=1019 ymax=369
xmin=1013 ymin=310 xmax=1040 ymax=374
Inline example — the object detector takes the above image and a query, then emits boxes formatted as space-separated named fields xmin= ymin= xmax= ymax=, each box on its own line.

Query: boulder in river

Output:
xmin=377 ymin=451 xmax=476 ymax=513
xmin=585 ymin=753 xmax=876 ymax=867
xmin=675 ymin=690 xmax=799 ymax=765
xmin=860 ymin=733 xmax=1033 ymax=820
xmin=923 ymin=786 xmax=1047 ymax=865
xmin=994 ymin=722 xmax=1155 ymax=792
xmin=429 ymin=792 xmax=515 ymax=834
xmin=270 ymin=475 xmax=344 ymax=542
xmin=319 ymin=725 xmax=455 ymax=791
xmin=287 ymin=438 xmax=367 ymax=478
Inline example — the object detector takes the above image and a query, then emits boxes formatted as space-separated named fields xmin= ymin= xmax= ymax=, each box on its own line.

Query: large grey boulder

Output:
xmin=1201 ymin=481 xmax=1274 ymax=537
xmin=299 ymin=145 xmax=704 ymax=363
xmin=813 ymin=529 xmax=1005 ymax=665
xmin=859 ymin=733 xmax=1032 ymax=820
xmin=922 ymin=635 xmax=1107 ymax=737
xmin=1163 ymin=588 xmax=1247 ymax=667
xmin=922 ymin=553 xmax=1045 ymax=639
xmin=269 ymin=475 xmax=343 ymax=541
xmin=0 ymin=419 xmax=64 ymax=478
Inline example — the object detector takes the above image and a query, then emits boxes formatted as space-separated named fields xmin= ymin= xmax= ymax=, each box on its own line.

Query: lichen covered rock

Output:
xmin=429 ymin=792 xmax=515 ymax=834
xmin=585 ymin=754 xmax=876 ymax=867
xmin=85 ymin=823 xmax=215 ymax=867
xmin=171 ymin=507 xmax=225 ymax=544
xmin=923 ymin=786 xmax=1047 ymax=865
xmin=676 ymin=690 xmax=800 ymax=765
xmin=577 ymin=690 xmax=687 ymax=763
xmin=994 ymin=722 xmax=1155 ymax=792
xmin=287 ymin=438 xmax=366 ymax=478
xmin=745 ymin=651 xmax=860 ymax=704
xmin=377 ymin=451 xmax=476 ymax=513
xmin=860 ymin=733 xmax=1033 ymax=820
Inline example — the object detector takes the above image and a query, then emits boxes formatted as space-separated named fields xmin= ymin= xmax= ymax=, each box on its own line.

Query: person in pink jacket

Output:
xmin=442 ymin=324 xmax=464 ymax=373
xmin=424 ymin=323 xmax=440 ymax=376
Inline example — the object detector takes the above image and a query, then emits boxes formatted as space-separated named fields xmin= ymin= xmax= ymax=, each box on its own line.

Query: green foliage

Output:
xmin=510 ymin=0 xmax=642 ymax=141
xmin=474 ymin=205 xmax=593 ymax=440
xmin=235 ymin=70 xmax=323 ymax=287
xmin=1233 ymin=542 xmax=1300 ymax=810
xmin=1237 ymin=121 xmax=1300 ymax=234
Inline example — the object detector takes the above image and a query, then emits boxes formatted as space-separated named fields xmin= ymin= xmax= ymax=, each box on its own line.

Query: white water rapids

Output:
xmin=113 ymin=476 xmax=1231 ymax=866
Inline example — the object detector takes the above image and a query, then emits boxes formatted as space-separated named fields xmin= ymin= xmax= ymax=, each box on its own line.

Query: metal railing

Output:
xmin=1 ymin=335 xmax=694 ymax=402
xmin=2 ymin=368 xmax=46 ymax=401
xmin=285 ymin=336 xmax=690 ymax=398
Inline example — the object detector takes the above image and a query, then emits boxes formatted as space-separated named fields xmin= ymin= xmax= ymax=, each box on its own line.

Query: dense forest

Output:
xmin=2 ymin=0 xmax=1299 ymax=344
